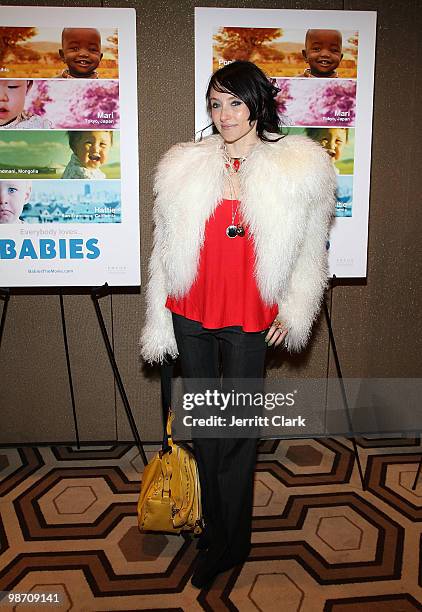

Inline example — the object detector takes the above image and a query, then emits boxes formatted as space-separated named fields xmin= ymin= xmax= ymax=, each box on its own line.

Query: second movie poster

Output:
xmin=195 ymin=8 xmax=377 ymax=278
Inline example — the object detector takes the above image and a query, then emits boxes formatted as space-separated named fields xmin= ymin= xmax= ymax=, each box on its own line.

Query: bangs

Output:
xmin=206 ymin=73 xmax=251 ymax=114
xmin=208 ymin=76 xmax=236 ymax=97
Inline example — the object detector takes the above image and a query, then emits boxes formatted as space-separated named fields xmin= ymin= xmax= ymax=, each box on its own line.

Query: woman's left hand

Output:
xmin=265 ymin=319 xmax=288 ymax=347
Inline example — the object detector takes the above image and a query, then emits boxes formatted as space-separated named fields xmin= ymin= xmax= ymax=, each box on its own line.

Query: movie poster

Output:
xmin=0 ymin=7 xmax=139 ymax=287
xmin=195 ymin=8 xmax=377 ymax=278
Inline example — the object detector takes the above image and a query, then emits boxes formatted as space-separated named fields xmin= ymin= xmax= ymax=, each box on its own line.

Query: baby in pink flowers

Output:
xmin=0 ymin=80 xmax=51 ymax=129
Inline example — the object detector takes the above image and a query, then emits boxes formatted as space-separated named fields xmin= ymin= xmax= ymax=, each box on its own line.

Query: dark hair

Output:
xmin=205 ymin=61 xmax=282 ymax=142
xmin=67 ymin=130 xmax=113 ymax=152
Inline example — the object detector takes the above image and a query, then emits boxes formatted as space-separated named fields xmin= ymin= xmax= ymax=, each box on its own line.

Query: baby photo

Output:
xmin=56 ymin=28 xmax=103 ymax=79
xmin=0 ymin=26 xmax=118 ymax=78
xmin=0 ymin=180 xmax=32 ymax=223
xmin=18 ymin=180 xmax=121 ymax=224
xmin=287 ymin=127 xmax=354 ymax=216
xmin=274 ymin=78 xmax=356 ymax=127
xmin=0 ymin=80 xmax=51 ymax=129
xmin=288 ymin=127 xmax=354 ymax=174
xmin=305 ymin=127 xmax=354 ymax=174
xmin=62 ymin=131 xmax=113 ymax=179
xmin=0 ymin=80 xmax=119 ymax=130
xmin=213 ymin=26 xmax=358 ymax=78
xmin=0 ymin=130 xmax=120 ymax=179
xmin=300 ymin=29 xmax=344 ymax=78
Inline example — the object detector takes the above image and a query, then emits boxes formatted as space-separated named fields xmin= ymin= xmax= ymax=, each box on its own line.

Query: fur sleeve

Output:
xmin=279 ymin=141 xmax=337 ymax=352
xmin=139 ymin=139 xmax=215 ymax=365
xmin=139 ymin=202 xmax=179 ymax=365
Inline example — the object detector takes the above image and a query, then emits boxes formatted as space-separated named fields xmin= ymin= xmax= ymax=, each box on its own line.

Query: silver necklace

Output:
xmin=222 ymin=145 xmax=246 ymax=239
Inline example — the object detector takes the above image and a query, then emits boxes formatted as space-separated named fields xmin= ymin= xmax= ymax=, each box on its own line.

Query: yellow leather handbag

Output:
xmin=138 ymin=360 xmax=203 ymax=534
xmin=138 ymin=409 xmax=203 ymax=534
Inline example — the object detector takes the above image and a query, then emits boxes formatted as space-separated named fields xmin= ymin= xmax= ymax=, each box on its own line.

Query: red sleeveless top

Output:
xmin=166 ymin=199 xmax=278 ymax=331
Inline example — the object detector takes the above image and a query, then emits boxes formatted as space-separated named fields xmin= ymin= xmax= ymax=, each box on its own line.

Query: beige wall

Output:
xmin=0 ymin=0 xmax=421 ymax=444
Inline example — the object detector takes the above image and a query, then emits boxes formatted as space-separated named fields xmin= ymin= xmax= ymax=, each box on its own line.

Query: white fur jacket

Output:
xmin=140 ymin=133 xmax=336 ymax=364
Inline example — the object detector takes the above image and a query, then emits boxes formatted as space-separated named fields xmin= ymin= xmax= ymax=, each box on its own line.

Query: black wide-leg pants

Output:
xmin=172 ymin=313 xmax=268 ymax=563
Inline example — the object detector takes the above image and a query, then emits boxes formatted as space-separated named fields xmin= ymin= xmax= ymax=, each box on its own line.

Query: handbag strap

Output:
xmin=160 ymin=360 xmax=174 ymax=453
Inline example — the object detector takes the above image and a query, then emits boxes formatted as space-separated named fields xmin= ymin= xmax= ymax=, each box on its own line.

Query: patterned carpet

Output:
xmin=1 ymin=437 xmax=422 ymax=611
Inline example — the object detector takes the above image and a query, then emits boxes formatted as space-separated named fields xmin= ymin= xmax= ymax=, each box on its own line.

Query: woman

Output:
xmin=141 ymin=61 xmax=336 ymax=589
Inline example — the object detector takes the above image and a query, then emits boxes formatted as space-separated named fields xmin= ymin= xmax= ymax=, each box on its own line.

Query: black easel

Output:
xmin=0 ymin=288 xmax=10 ymax=349
xmin=0 ymin=284 xmax=147 ymax=466
xmin=325 ymin=278 xmax=422 ymax=491
xmin=59 ymin=289 xmax=80 ymax=449
xmin=412 ymin=459 xmax=422 ymax=491
xmin=324 ymin=276 xmax=366 ymax=489
xmin=91 ymin=283 xmax=147 ymax=465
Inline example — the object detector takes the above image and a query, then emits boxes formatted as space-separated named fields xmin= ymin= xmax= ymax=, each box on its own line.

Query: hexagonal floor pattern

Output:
xmin=0 ymin=438 xmax=422 ymax=610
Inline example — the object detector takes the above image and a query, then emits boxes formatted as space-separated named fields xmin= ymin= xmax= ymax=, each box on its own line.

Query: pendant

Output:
xmin=236 ymin=225 xmax=245 ymax=237
xmin=226 ymin=225 xmax=238 ymax=238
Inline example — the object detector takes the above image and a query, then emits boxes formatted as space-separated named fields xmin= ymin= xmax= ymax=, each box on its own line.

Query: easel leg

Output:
xmin=91 ymin=284 xmax=147 ymax=466
xmin=324 ymin=282 xmax=366 ymax=489
xmin=59 ymin=291 xmax=80 ymax=449
xmin=412 ymin=456 xmax=422 ymax=490
xmin=0 ymin=288 xmax=10 ymax=350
